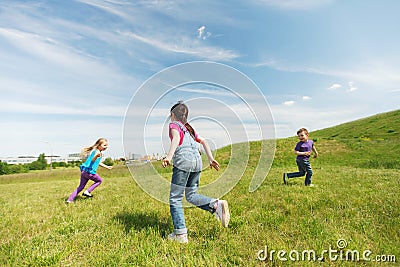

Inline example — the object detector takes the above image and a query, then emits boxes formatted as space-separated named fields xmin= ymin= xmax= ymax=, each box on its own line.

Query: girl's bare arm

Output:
xmin=99 ymin=162 xmax=113 ymax=170
xmin=199 ymin=136 xmax=220 ymax=171
xmin=162 ymin=128 xmax=180 ymax=168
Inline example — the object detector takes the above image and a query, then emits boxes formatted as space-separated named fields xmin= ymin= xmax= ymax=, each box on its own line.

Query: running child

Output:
xmin=283 ymin=128 xmax=318 ymax=186
xmin=66 ymin=138 xmax=112 ymax=203
xmin=162 ymin=101 xmax=230 ymax=243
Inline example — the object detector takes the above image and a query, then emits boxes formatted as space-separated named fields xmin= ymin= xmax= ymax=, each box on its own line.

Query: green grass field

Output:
xmin=1 ymin=110 xmax=399 ymax=266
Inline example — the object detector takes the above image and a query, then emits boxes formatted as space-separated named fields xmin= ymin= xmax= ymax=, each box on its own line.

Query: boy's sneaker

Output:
xmin=283 ymin=173 xmax=288 ymax=185
xmin=215 ymin=200 xmax=230 ymax=227
xmin=307 ymin=184 xmax=315 ymax=187
xmin=168 ymin=233 xmax=188 ymax=244
xmin=83 ymin=190 xmax=93 ymax=197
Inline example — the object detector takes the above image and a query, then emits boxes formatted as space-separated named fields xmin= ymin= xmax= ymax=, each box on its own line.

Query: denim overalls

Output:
xmin=169 ymin=121 xmax=216 ymax=235
xmin=171 ymin=121 xmax=202 ymax=172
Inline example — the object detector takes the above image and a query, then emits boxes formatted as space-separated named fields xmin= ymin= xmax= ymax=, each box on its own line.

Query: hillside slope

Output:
xmin=272 ymin=109 xmax=400 ymax=169
xmin=312 ymin=109 xmax=400 ymax=169
xmin=313 ymin=109 xmax=400 ymax=141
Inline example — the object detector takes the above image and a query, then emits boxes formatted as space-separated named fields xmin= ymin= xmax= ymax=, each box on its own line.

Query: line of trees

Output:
xmin=0 ymin=153 xmax=82 ymax=175
xmin=0 ymin=154 xmax=116 ymax=176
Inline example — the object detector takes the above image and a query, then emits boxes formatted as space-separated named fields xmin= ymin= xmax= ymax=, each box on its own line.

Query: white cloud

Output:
xmin=253 ymin=0 xmax=332 ymax=9
xmin=1 ymin=1 xmax=240 ymax=67
xmin=75 ymin=0 xmax=130 ymax=19
xmin=0 ymin=27 xmax=136 ymax=87
xmin=74 ymin=1 xmax=235 ymax=61
xmin=197 ymin=25 xmax=206 ymax=38
xmin=328 ymin=83 xmax=342 ymax=90
xmin=119 ymin=30 xmax=239 ymax=61
xmin=347 ymin=81 xmax=358 ymax=92
xmin=176 ymin=87 xmax=234 ymax=97
xmin=197 ymin=25 xmax=212 ymax=40
xmin=327 ymin=82 xmax=357 ymax=93
xmin=302 ymin=96 xmax=311 ymax=100
xmin=250 ymin=59 xmax=400 ymax=90
xmin=283 ymin=100 xmax=295 ymax=106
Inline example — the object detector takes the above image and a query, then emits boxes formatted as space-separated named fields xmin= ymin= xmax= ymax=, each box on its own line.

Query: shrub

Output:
xmin=8 ymin=164 xmax=29 ymax=174
xmin=103 ymin=157 xmax=114 ymax=166
xmin=0 ymin=161 xmax=9 ymax=175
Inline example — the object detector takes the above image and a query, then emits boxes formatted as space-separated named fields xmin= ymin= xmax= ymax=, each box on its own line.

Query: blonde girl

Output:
xmin=67 ymin=138 xmax=112 ymax=203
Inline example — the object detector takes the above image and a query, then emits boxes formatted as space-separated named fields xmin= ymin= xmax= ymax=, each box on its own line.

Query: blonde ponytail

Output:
xmin=81 ymin=138 xmax=108 ymax=159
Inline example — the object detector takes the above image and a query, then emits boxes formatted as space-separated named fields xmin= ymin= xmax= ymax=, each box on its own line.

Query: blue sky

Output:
xmin=1 ymin=0 xmax=399 ymax=158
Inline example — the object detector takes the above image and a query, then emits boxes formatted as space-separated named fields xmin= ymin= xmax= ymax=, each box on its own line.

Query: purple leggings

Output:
xmin=68 ymin=171 xmax=103 ymax=201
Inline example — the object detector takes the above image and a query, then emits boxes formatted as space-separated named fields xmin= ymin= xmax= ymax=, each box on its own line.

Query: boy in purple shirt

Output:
xmin=283 ymin=128 xmax=318 ymax=186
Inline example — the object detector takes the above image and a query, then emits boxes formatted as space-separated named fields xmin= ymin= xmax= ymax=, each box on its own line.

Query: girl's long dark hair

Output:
xmin=170 ymin=101 xmax=196 ymax=139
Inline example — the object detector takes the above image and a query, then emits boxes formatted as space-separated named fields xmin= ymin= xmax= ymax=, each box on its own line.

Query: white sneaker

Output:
xmin=83 ymin=190 xmax=93 ymax=197
xmin=168 ymin=233 xmax=188 ymax=243
xmin=215 ymin=200 xmax=230 ymax=227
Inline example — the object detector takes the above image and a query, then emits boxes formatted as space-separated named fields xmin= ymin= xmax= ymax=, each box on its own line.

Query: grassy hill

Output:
xmin=273 ymin=109 xmax=400 ymax=170
xmin=313 ymin=109 xmax=400 ymax=169
xmin=0 ymin=110 xmax=399 ymax=266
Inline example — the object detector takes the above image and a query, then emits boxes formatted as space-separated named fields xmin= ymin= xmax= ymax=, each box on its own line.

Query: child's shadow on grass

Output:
xmin=62 ymin=196 xmax=91 ymax=203
xmin=114 ymin=211 xmax=170 ymax=237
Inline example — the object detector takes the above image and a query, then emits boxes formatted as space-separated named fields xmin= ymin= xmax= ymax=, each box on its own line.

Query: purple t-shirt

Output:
xmin=295 ymin=140 xmax=313 ymax=160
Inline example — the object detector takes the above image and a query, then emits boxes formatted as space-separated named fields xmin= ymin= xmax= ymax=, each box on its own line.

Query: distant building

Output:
xmin=0 ymin=156 xmax=37 ymax=165
xmin=68 ymin=153 xmax=82 ymax=162
xmin=139 ymin=155 xmax=151 ymax=162
xmin=0 ymin=154 xmax=83 ymax=165
xmin=45 ymin=156 xmax=65 ymax=164
xmin=127 ymin=153 xmax=141 ymax=160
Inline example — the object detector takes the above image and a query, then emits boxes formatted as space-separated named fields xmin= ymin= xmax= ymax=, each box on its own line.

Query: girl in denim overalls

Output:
xmin=162 ymin=102 xmax=230 ymax=243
